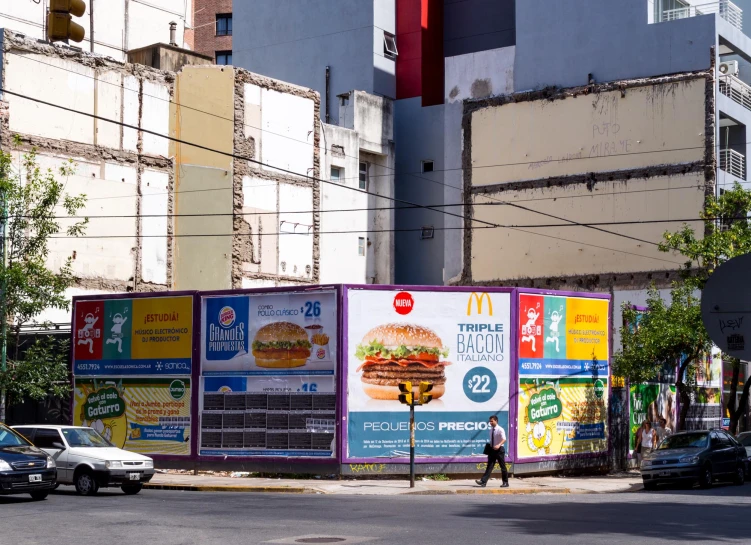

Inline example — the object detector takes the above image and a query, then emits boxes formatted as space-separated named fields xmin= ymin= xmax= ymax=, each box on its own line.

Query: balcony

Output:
xmin=720 ymin=148 xmax=746 ymax=179
xmin=663 ymin=0 xmax=743 ymax=31
xmin=719 ymin=73 xmax=751 ymax=112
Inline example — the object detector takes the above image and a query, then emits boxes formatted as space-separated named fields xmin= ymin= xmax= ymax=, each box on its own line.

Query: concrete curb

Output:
xmin=144 ymin=483 xmax=313 ymax=494
xmin=455 ymin=487 xmax=570 ymax=495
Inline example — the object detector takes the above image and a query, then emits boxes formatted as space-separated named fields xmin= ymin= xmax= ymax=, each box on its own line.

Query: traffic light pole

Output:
xmin=409 ymin=401 xmax=415 ymax=488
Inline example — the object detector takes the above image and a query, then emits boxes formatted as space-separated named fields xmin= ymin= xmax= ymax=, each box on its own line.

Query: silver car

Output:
xmin=13 ymin=425 xmax=154 ymax=496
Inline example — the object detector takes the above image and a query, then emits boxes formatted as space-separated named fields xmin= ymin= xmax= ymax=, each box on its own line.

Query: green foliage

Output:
xmin=614 ymin=285 xmax=711 ymax=385
xmin=0 ymin=336 xmax=71 ymax=403
xmin=660 ymin=183 xmax=751 ymax=289
xmin=0 ymin=144 xmax=88 ymax=409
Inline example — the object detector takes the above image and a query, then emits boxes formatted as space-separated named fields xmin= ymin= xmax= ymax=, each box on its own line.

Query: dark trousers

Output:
xmin=480 ymin=447 xmax=508 ymax=484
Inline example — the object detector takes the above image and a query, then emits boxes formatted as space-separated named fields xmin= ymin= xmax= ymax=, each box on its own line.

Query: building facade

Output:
xmin=0 ymin=0 xmax=194 ymax=60
xmin=192 ymin=0 xmax=233 ymax=64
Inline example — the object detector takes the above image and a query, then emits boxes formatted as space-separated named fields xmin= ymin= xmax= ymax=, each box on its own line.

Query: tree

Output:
xmin=614 ymin=284 xmax=712 ymax=431
xmin=0 ymin=142 xmax=88 ymax=422
xmin=660 ymin=183 xmax=751 ymax=434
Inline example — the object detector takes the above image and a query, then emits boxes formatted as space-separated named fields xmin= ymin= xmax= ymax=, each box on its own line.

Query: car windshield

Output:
xmin=738 ymin=434 xmax=751 ymax=447
xmin=0 ymin=427 xmax=31 ymax=447
xmin=62 ymin=428 xmax=113 ymax=448
xmin=658 ymin=433 xmax=708 ymax=450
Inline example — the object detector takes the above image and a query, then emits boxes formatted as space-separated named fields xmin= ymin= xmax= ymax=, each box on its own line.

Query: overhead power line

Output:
xmin=0 ymin=86 xmax=685 ymax=265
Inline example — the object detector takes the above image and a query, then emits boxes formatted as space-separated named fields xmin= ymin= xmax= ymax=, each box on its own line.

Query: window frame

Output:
xmin=383 ymin=31 xmax=398 ymax=59
xmin=359 ymin=162 xmax=368 ymax=190
xmin=358 ymin=237 xmax=366 ymax=256
xmin=216 ymin=14 xmax=233 ymax=37
xmin=33 ymin=428 xmax=65 ymax=449
xmin=330 ymin=166 xmax=341 ymax=183
xmin=215 ymin=50 xmax=233 ymax=66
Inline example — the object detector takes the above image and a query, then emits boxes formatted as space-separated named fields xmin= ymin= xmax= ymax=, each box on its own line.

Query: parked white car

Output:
xmin=12 ymin=425 xmax=154 ymax=495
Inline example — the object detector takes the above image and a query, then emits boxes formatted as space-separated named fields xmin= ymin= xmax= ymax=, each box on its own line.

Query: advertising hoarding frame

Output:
xmin=70 ymin=290 xmax=198 ymax=463
xmin=195 ymin=284 xmax=343 ymax=466
xmin=512 ymin=288 xmax=612 ymax=467
xmin=339 ymin=284 xmax=516 ymax=466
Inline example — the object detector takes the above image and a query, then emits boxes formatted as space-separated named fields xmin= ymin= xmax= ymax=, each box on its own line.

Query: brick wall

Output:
xmin=193 ymin=0 xmax=233 ymax=61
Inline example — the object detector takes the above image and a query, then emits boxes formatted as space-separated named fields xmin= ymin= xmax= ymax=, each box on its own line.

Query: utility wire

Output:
xmin=0 ymin=86 xmax=686 ymax=265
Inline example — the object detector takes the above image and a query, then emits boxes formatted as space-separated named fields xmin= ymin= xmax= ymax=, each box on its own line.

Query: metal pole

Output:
xmin=409 ymin=402 xmax=415 ymax=488
xmin=0 ymin=189 xmax=7 ymax=423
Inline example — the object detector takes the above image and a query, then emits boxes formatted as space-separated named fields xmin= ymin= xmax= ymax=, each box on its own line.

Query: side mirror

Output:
xmin=51 ymin=442 xmax=66 ymax=450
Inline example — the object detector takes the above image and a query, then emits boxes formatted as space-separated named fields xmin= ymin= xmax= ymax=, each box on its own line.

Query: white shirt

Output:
xmin=490 ymin=425 xmax=506 ymax=447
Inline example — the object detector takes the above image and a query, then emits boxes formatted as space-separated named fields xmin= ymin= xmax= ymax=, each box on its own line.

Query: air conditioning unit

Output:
xmin=719 ymin=60 xmax=739 ymax=76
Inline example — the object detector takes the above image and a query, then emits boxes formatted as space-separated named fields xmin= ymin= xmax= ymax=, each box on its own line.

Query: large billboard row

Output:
xmin=71 ymin=287 xmax=610 ymax=466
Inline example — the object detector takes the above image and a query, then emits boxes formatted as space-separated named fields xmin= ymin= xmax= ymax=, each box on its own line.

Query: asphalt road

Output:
xmin=2 ymin=484 xmax=751 ymax=544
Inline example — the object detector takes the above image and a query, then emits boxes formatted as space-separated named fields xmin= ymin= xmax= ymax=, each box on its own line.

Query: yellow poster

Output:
xmin=131 ymin=296 xmax=193 ymax=360
xmin=564 ymin=297 xmax=609 ymax=361
xmin=517 ymin=377 xmax=608 ymax=458
xmin=74 ymin=378 xmax=191 ymax=456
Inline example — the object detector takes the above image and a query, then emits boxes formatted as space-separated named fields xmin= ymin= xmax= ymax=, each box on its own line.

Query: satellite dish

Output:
xmin=701 ymin=253 xmax=751 ymax=359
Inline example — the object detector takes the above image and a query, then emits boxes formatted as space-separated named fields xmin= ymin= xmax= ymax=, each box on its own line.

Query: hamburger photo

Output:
xmin=355 ymin=323 xmax=449 ymax=400
xmin=252 ymin=322 xmax=312 ymax=368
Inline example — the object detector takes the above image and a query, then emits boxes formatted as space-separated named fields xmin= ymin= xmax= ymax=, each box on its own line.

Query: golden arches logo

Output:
xmin=467 ymin=292 xmax=493 ymax=316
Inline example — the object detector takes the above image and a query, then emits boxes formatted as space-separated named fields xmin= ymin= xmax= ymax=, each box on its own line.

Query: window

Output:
xmin=421 ymin=160 xmax=434 ymax=173
xmin=383 ymin=31 xmax=398 ymax=59
xmin=34 ymin=429 xmax=64 ymax=449
xmin=330 ymin=167 xmax=341 ymax=182
xmin=358 ymin=237 xmax=365 ymax=256
xmin=420 ymin=226 xmax=435 ymax=240
xmin=216 ymin=14 xmax=232 ymax=36
xmin=359 ymin=162 xmax=368 ymax=190
xmin=216 ymin=51 xmax=232 ymax=65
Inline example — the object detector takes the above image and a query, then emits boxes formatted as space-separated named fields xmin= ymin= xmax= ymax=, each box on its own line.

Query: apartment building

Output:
xmin=192 ymin=0 xmax=233 ymax=64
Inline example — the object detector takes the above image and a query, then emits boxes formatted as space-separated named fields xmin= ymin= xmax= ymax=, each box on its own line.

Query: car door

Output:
xmin=710 ymin=432 xmax=733 ymax=476
xmin=33 ymin=429 xmax=70 ymax=482
xmin=723 ymin=432 xmax=745 ymax=473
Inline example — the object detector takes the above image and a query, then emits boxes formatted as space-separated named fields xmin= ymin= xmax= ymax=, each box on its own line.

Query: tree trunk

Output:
xmin=676 ymin=379 xmax=692 ymax=431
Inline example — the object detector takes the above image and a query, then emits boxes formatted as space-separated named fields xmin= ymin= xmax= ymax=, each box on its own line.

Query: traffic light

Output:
xmin=398 ymin=381 xmax=412 ymax=405
xmin=47 ymin=0 xmax=87 ymax=43
xmin=419 ymin=381 xmax=433 ymax=405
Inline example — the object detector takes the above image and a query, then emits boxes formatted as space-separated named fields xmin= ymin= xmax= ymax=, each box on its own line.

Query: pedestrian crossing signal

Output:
xmin=398 ymin=381 xmax=412 ymax=405
xmin=419 ymin=381 xmax=433 ymax=405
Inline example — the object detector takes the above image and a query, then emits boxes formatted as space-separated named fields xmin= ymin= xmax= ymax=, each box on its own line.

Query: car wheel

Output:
xmin=734 ymin=465 xmax=745 ymax=486
xmin=699 ymin=465 xmax=713 ymax=489
xmin=643 ymin=480 xmax=657 ymax=491
xmin=29 ymin=491 xmax=49 ymax=501
xmin=75 ymin=470 xmax=99 ymax=496
xmin=121 ymin=483 xmax=143 ymax=495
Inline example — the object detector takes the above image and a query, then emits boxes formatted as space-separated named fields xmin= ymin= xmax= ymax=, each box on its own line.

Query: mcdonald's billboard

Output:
xmin=344 ymin=288 xmax=512 ymax=461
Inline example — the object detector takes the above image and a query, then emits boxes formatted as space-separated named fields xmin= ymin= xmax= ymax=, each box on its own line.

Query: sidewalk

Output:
xmin=144 ymin=471 xmax=643 ymax=496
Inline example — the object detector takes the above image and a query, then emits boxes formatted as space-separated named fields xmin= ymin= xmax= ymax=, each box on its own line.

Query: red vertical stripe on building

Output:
xmin=396 ymin=0 xmax=422 ymax=99
xmin=421 ymin=0 xmax=444 ymax=107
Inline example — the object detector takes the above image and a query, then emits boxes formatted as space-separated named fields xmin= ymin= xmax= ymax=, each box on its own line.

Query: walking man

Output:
xmin=476 ymin=415 xmax=509 ymax=488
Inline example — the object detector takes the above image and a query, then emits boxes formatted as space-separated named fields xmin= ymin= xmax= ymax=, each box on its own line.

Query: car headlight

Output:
xmin=0 ymin=459 xmax=11 ymax=471
xmin=143 ymin=460 xmax=154 ymax=469
xmin=46 ymin=457 xmax=56 ymax=469
xmin=641 ymin=459 xmax=652 ymax=468
xmin=105 ymin=460 xmax=122 ymax=469
xmin=679 ymin=455 xmax=700 ymax=464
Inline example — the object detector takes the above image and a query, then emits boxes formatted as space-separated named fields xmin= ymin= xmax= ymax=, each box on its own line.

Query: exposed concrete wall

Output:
xmin=470 ymin=78 xmax=708 ymax=187
xmin=462 ymin=72 xmax=716 ymax=291
xmin=0 ymin=0 xmax=193 ymax=62
xmin=445 ymin=46 xmax=515 ymax=103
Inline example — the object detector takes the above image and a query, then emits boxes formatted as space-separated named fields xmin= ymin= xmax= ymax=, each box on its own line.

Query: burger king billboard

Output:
xmin=343 ymin=287 xmax=512 ymax=462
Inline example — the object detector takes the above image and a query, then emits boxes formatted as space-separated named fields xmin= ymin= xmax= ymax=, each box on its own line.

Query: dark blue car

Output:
xmin=0 ymin=423 xmax=57 ymax=500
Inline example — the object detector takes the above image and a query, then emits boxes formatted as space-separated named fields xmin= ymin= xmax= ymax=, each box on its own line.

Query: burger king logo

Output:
xmin=218 ymin=306 xmax=236 ymax=328
xmin=393 ymin=292 xmax=414 ymax=315
xmin=316 ymin=347 xmax=326 ymax=359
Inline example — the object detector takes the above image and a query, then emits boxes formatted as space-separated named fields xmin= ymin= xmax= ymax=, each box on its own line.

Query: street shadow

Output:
xmin=644 ymin=481 xmax=751 ymax=498
xmin=51 ymin=487 xmax=130 ymax=498
xmin=457 ymin=493 xmax=751 ymax=541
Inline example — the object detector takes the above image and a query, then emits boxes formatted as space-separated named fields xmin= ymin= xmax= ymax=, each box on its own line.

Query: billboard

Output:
xmin=73 ymin=378 xmax=191 ymax=456
xmin=344 ymin=288 xmax=512 ymax=461
xmin=198 ymin=289 xmax=337 ymax=457
xmin=73 ymin=295 xmax=193 ymax=376
xmin=516 ymin=292 xmax=610 ymax=460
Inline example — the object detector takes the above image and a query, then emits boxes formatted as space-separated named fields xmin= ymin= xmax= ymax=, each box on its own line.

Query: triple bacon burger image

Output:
xmin=355 ymin=323 xmax=449 ymax=400
xmin=252 ymin=322 xmax=312 ymax=368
